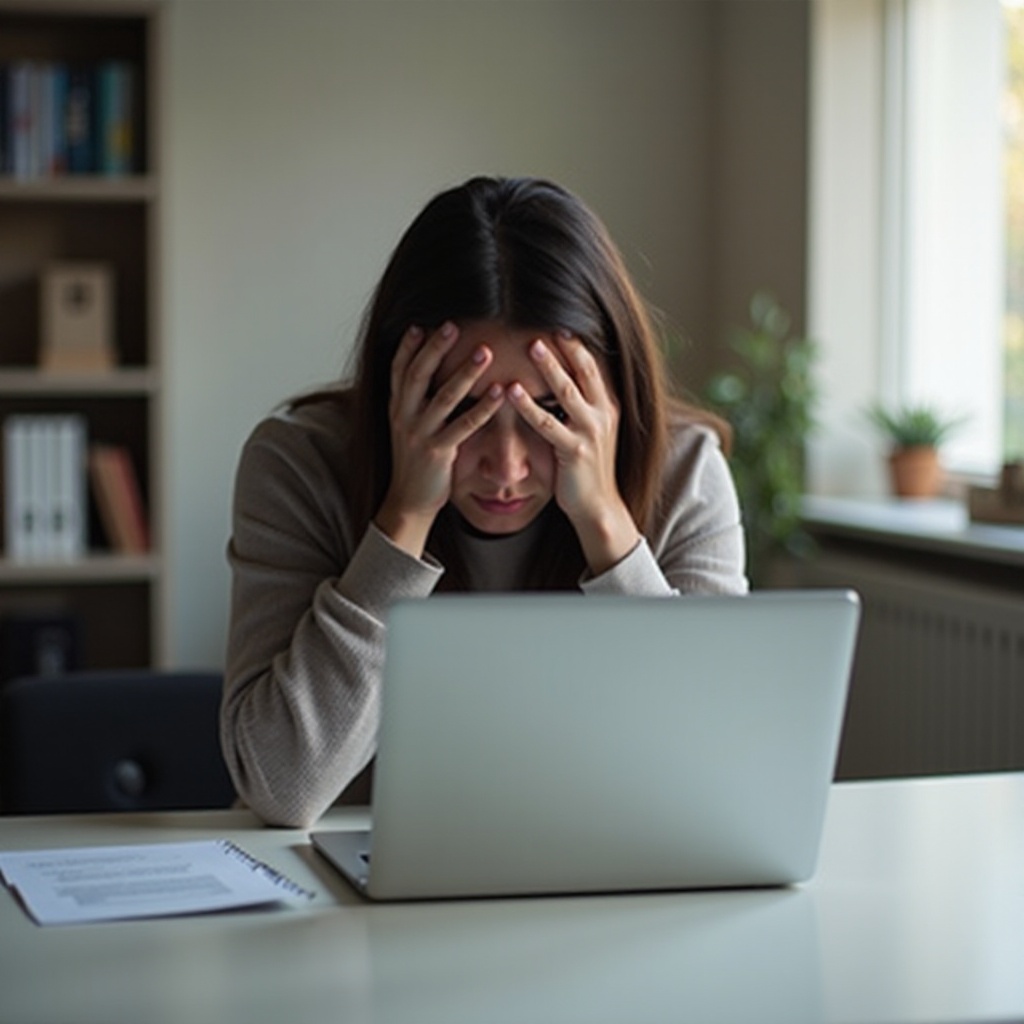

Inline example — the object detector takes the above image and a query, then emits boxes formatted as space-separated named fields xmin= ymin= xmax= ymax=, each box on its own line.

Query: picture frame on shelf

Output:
xmin=39 ymin=262 xmax=116 ymax=374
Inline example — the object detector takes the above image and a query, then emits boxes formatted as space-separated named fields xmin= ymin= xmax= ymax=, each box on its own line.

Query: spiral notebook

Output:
xmin=0 ymin=839 xmax=314 ymax=926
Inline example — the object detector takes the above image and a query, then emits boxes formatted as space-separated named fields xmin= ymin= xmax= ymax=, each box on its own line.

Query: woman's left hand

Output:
xmin=507 ymin=333 xmax=641 ymax=575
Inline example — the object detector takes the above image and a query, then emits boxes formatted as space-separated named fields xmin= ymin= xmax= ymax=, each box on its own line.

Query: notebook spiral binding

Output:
xmin=217 ymin=840 xmax=315 ymax=900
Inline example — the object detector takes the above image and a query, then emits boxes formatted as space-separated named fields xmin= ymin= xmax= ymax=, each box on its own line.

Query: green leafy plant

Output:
xmin=704 ymin=291 xmax=817 ymax=587
xmin=864 ymin=402 xmax=967 ymax=450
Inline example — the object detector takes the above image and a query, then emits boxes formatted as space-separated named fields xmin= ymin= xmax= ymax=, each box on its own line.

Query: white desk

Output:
xmin=1 ymin=773 xmax=1022 ymax=1024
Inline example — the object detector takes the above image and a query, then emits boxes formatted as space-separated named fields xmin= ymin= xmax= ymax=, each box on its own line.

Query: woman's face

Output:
xmin=437 ymin=320 xmax=572 ymax=535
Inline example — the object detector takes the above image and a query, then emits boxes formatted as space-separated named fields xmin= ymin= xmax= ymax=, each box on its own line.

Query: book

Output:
xmin=47 ymin=63 xmax=69 ymax=176
xmin=8 ymin=61 xmax=34 ymax=179
xmin=2 ymin=59 xmax=136 ymax=179
xmin=51 ymin=416 xmax=87 ymax=559
xmin=2 ymin=414 xmax=87 ymax=562
xmin=64 ymin=64 xmax=95 ymax=174
xmin=97 ymin=61 xmax=134 ymax=176
xmin=0 ymin=63 xmax=9 ymax=174
xmin=36 ymin=62 xmax=55 ymax=177
xmin=0 ymin=840 xmax=315 ymax=926
xmin=88 ymin=443 xmax=148 ymax=554
xmin=3 ymin=416 xmax=34 ymax=559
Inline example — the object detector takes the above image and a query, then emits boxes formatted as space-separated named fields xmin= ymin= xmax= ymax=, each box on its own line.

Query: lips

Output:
xmin=472 ymin=495 xmax=532 ymax=516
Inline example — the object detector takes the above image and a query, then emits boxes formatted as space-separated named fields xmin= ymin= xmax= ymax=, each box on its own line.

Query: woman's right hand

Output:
xmin=374 ymin=322 xmax=505 ymax=558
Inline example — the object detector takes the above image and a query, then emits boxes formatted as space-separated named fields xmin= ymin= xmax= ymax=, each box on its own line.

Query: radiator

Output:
xmin=789 ymin=551 xmax=1024 ymax=779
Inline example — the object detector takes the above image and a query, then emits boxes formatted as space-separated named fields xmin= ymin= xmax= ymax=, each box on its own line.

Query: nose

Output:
xmin=479 ymin=420 xmax=531 ymax=486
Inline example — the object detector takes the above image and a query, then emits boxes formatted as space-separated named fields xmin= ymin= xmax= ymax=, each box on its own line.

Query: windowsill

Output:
xmin=801 ymin=494 xmax=1024 ymax=570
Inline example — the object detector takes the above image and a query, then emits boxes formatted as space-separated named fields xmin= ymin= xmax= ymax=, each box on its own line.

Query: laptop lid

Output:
xmin=312 ymin=589 xmax=860 ymax=900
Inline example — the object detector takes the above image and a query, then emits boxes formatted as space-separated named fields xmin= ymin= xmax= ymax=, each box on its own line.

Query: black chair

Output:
xmin=0 ymin=670 xmax=236 ymax=814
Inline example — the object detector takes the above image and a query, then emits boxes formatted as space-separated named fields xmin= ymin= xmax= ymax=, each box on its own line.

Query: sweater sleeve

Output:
xmin=221 ymin=411 xmax=442 ymax=828
xmin=581 ymin=422 xmax=749 ymax=597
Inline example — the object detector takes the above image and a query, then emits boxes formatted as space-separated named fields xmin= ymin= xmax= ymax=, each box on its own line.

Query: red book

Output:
xmin=88 ymin=444 xmax=148 ymax=554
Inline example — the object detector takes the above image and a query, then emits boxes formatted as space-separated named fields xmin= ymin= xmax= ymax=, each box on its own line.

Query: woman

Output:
xmin=222 ymin=176 xmax=747 ymax=827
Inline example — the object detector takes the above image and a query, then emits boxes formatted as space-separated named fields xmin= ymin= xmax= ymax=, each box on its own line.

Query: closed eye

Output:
xmin=537 ymin=399 xmax=568 ymax=423
xmin=445 ymin=396 xmax=478 ymax=424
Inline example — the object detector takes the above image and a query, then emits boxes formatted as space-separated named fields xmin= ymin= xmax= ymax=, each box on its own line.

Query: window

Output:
xmin=887 ymin=0 xmax=1005 ymax=475
xmin=1003 ymin=1 xmax=1024 ymax=458
xmin=807 ymin=0 xmax=1012 ymax=497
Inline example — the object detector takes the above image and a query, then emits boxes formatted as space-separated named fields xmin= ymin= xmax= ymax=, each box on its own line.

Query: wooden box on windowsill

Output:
xmin=968 ymin=463 xmax=1024 ymax=526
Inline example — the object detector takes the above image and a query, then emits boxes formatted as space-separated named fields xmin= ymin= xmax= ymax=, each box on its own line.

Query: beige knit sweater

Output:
xmin=222 ymin=400 xmax=748 ymax=827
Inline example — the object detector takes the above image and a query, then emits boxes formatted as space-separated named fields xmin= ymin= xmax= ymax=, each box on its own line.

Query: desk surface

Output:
xmin=1 ymin=773 xmax=1022 ymax=1024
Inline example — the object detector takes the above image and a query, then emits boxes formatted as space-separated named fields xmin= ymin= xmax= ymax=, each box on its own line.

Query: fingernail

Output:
xmin=489 ymin=383 xmax=504 ymax=399
xmin=441 ymin=321 xmax=457 ymax=340
xmin=473 ymin=346 xmax=487 ymax=364
xmin=530 ymin=340 xmax=546 ymax=360
xmin=509 ymin=383 xmax=525 ymax=399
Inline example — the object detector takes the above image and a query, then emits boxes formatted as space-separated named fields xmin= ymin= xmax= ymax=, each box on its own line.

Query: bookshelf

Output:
xmin=0 ymin=1 xmax=164 ymax=676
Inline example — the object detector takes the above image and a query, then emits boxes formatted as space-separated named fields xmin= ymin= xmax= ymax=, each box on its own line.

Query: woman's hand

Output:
xmin=375 ymin=323 xmax=505 ymax=558
xmin=507 ymin=333 xmax=640 ymax=575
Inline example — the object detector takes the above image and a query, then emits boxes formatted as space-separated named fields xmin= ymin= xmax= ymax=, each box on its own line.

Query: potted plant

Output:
xmin=865 ymin=402 xmax=967 ymax=499
xmin=703 ymin=291 xmax=817 ymax=587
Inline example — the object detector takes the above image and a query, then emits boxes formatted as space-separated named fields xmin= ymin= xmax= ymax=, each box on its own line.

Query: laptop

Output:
xmin=311 ymin=589 xmax=860 ymax=901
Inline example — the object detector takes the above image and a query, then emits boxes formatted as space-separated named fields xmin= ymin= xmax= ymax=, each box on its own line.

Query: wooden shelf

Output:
xmin=0 ymin=367 xmax=158 ymax=397
xmin=0 ymin=552 xmax=160 ymax=585
xmin=0 ymin=1 xmax=164 ymax=672
xmin=0 ymin=176 xmax=158 ymax=203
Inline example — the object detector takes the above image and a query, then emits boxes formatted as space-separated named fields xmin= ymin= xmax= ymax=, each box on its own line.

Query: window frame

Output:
xmin=808 ymin=0 xmax=1005 ymax=496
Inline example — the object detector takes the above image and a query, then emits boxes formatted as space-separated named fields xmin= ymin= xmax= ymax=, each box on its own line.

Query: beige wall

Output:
xmin=706 ymin=1 xmax=809 ymax=385
xmin=163 ymin=0 xmax=808 ymax=667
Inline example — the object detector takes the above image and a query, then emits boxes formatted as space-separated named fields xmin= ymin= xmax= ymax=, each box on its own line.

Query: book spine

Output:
xmin=49 ymin=64 xmax=69 ymax=177
xmin=52 ymin=415 xmax=87 ymax=559
xmin=117 ymin=63 xmax=135 ymax=175
xmin=28 ymin=418 xmax=51 ymax=560
xmin=38 ymin=416 xmax=59 ymax=559
xmin=9 ymin=61 xmax=33 ymax=179
xmin=4 ymin=416 xmax=30 ymax=559
xmin=97 ymin=61 xmax=134 ymax=177
xmin=88 ymin=444 xmax=148 ymax=554
xmin=27 ymin=62 xmax=45 ymax=180
xmin=36 ymin=65 xmax=54 ymax=178
xmin=65 ymin=64 xmax=95 ymax=174
xmin=0 ymin=64 xmax=9 ymax=175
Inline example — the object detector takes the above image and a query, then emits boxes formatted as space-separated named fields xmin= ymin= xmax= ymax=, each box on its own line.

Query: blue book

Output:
xmin=0 ymin=65 xmax=8 ymax=174
xmin=49 ymin=63 xmax=69 ymax=175
xmin=97 ymin=61 xmax=134 ymax=176
xmin=65 ymin=64 xmax=95 ymax=174
xmin=9 ymin=61 xmax=34 ymax=178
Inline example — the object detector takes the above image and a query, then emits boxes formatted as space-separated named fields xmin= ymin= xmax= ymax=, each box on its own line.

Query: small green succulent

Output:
xmin=865 ymin=402 xmax=968 ymax=449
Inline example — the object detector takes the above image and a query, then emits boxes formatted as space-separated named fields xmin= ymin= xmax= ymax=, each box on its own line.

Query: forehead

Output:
xmin=438 ymin=320 xmax=569 ymax=396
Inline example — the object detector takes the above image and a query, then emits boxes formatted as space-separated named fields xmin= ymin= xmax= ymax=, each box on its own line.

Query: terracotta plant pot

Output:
xmin=888 ymin=445 xmax=941 ymax=498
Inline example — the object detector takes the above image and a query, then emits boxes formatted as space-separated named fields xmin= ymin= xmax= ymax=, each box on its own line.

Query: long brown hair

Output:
xmin=306 ymin=176 xmax=722 ymax=589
